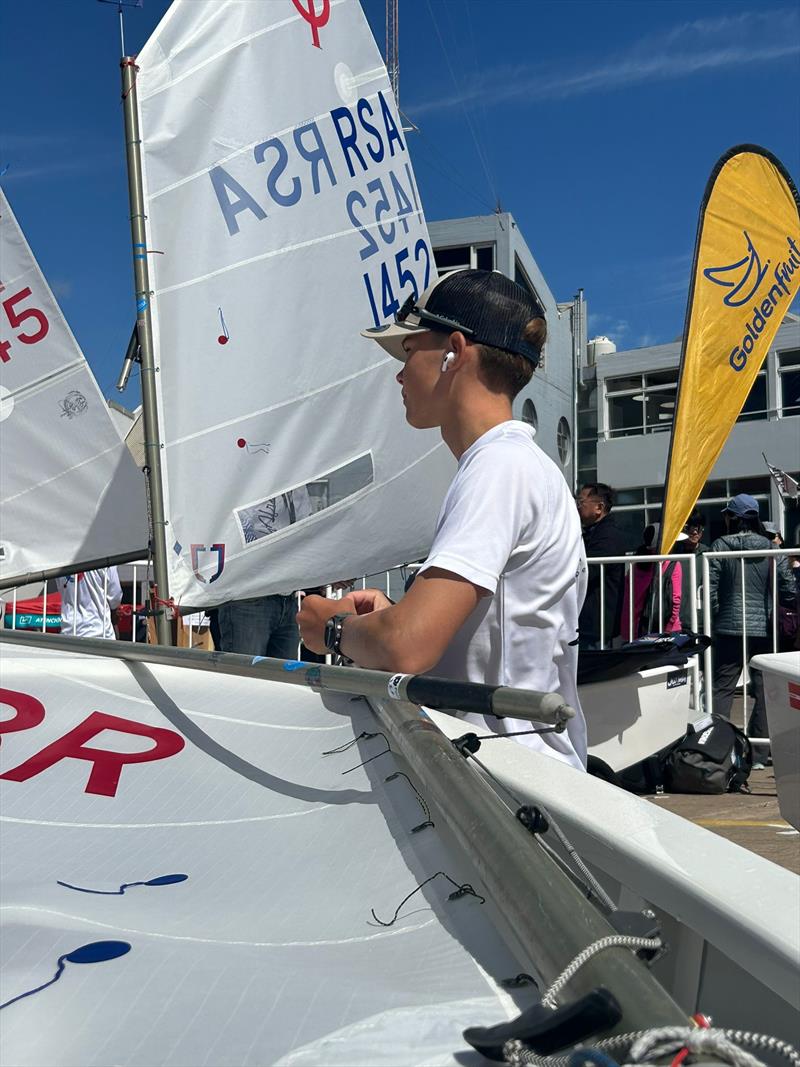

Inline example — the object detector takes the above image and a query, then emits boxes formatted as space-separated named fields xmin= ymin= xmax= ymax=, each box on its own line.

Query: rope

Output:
xmin=464 ymin=750 xmax=616 ymax=912
xmin=321 ymin=731 xmax=377 ymax=755
xmin=370 ymin=871 xmax=484 ymax=927
xmin=504 ymin=1027 xmax=800 ymax=1067
xmin=540 ymin=935 xmax=663 ymax=1009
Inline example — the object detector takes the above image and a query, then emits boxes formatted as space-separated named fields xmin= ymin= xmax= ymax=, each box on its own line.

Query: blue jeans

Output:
xmin=217 ymin=594 xmax=299 ymax=659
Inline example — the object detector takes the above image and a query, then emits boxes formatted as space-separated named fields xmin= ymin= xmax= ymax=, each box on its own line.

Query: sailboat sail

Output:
xmin=135 ymin=0 xmax=453 ymax=607
xmin=0 ymin=188 xmax=148 ymax=587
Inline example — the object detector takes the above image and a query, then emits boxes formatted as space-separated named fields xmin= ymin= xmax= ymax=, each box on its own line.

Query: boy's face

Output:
xmin=395 ymin=331 xmax=451 ymax=429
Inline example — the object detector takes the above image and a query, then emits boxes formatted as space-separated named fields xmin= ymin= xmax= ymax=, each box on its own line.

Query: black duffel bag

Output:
xmin=664 ymin=716 xmax=752 ymax=794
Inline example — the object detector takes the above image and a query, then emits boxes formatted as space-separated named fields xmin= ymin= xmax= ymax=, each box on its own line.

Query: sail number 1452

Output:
xmin=348 ymin=163 xmax=433 ymax=327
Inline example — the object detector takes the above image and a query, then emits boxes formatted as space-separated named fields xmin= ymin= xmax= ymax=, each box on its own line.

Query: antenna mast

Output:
xmin=386 ymin=0 xmax=399 ymax=106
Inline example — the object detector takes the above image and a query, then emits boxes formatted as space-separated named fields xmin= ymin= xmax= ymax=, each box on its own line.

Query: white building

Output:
xmin=577 ymin=314 xmax=800 ymax=546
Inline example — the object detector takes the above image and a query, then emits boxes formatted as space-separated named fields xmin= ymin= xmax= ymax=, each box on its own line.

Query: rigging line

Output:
xmin=443 ymin=0 xmax=499 ymax=202
xmin=425 ymin=0 xmax=499 ymax=208
xmin=412 ymin=142 xmax=495 ymax=213
xmin=370 ymin=871 xmax=485 ymax=927
xmin=464 ymin=749 xmax=617 ymax=914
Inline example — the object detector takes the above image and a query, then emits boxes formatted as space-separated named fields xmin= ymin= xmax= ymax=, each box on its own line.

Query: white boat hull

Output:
xmin=750 ymin=651 xmax=800 ymax=831
xmin=582 ymin=664 xmax=692 ymax=773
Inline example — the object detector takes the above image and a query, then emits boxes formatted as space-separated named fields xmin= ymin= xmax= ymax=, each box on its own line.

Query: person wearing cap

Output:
xmin=708 ymin=494 xmax=795 ymax=762
xmin=762 ymin=521 xmax=783 ymax=546
xmin=298 ymin=270 xmax=587 ymax=771
xmin=674 ymin=510 xmax=709 ymax=631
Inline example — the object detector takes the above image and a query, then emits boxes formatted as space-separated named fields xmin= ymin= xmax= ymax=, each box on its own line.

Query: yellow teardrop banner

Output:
xmin=660 ymin=146 xmax=800 ymax=553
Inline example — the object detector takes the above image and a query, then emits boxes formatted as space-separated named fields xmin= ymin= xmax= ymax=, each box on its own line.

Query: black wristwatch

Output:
xmin=324 ymin=612 xmax=354 ymax=657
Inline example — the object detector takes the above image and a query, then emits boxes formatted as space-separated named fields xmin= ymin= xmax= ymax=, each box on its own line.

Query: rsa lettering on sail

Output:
xmin=208 ymin=89 xmax=432 ymax=326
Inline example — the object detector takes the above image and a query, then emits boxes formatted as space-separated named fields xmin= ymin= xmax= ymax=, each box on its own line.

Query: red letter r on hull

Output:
xmin=1 ymin=711 xmax=185 ymax=797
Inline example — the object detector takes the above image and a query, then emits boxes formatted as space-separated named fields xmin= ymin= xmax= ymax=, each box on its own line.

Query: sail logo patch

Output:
xmin=703 ymin=230 xmax=769 ymax=307
xmin=191 ymin=543 xmax=225 ymax=583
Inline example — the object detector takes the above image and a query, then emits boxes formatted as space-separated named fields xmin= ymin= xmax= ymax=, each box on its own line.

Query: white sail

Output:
xmin=135 ymin=0 xmax=453 ymax=606
xmin=0 ymin=639 xmax=528 ymax=1065
xmin=0 ymin=188 xmax=148 ymax=586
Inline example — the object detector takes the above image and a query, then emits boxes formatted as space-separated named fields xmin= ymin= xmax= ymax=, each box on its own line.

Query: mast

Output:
xmin=120 ymin=57 xmax=172 ymax=646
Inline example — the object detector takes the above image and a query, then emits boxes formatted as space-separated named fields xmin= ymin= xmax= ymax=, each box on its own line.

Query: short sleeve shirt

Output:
xmin=418 ymin=421 xmax=587 ymax=769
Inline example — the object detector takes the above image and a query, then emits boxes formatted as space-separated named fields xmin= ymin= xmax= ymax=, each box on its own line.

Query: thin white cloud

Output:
xmin=411 ymin=9 xmax=800 ymax=116
xmin=50 ymin=280 xmax=73 ymax=300
xmin=2 ymin=154 xmax=119 ymax=182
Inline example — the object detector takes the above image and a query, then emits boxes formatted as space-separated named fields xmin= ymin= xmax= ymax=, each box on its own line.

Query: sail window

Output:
xmin=234 ymin=454 xmax=374 ymax=546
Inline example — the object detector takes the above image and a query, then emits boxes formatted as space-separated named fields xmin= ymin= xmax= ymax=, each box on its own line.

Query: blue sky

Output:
xmin=1 ymin=0 xmax=798 ymax=397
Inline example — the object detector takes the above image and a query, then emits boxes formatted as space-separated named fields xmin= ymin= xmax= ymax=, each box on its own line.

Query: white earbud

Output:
xmin=441 ymin=351 xmax=456 ymax=372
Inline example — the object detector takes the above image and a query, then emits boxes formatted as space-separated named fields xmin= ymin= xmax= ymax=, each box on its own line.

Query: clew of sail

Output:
xmin=135 ymin=0 xmax=453 ymax=607
xmin=0 ymin=187 xmax=148 ymax=588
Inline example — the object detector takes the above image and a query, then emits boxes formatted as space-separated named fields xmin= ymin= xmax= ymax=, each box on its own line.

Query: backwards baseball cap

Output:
xmin=763 ymin=521 xmax=781 ymax=537
xmin=360 ymin=269 xmax=545 ymax=364
xmin=722 ymin=493 xmax=760 ymax=517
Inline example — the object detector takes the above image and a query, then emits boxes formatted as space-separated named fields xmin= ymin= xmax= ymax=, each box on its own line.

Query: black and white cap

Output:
xmin=360 ymin=269 xmax=546 ymax=364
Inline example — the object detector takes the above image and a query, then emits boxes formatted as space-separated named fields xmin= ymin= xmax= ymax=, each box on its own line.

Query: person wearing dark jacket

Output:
xmin=708 ymin=494 xmax=795 ymax=760
xmin=576 ymin=483 xmax=628 ymax=649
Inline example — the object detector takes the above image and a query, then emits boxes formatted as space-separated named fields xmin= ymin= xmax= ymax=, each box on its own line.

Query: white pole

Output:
xmin=599 ymin=563 xmax=605 ymax=647
xmin=702 ymin=553 xmax=713 ymax=717
xmin=689 ymin=553 xmax=701 ymax=715
xmin=740 ymin=556 xmax=748 ymax=734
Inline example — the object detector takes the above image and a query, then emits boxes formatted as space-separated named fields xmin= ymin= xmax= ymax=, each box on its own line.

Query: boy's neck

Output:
xmin=441 ymin=394 xmax=514 ymax=459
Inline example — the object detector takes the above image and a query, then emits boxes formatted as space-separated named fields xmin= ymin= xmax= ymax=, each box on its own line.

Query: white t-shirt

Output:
xmin=58 ymin=567 xmax=123 ymax=639
xmin=418 ymin=421 xmax=587 ymax=770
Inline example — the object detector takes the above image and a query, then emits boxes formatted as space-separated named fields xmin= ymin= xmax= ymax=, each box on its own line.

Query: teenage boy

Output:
xmin=298 ymin=270 xmax=587 ymax=769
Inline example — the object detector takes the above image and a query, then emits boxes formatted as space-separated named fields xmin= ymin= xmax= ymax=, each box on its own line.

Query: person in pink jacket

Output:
xmin=620 ymin=523 xmax=684 ymax=640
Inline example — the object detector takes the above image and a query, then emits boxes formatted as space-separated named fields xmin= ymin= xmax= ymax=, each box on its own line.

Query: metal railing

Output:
xmin=587 ymin=547 xmax=798 ymax=744
xmin=4 ymin=551 xmax=796 ymax=749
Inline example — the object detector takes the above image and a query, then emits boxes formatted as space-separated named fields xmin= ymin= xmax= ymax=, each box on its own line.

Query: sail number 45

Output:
xmin=0 ymin=286 xmax=50 ymax=363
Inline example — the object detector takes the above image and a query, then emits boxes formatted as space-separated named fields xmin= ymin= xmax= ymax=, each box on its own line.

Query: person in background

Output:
xmin=762 ymin=521 xmax=783 ymax=547
xmin=674 ymin=510 xmax=709 ymax=631
xmin=576 ymin=483 xmax=627 ymax=649
xmin=216 ymin=593 xmax=300 ymax=659
xmin=57 ymin=567 xmax=122 ymax=639
xmin=620 ymin=522 xmax=683 ymax=639
xmin=708 ymin=495 xmax=795 ymax=766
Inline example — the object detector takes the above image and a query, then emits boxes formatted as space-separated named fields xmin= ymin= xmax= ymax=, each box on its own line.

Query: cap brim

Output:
xmin=360 ymin=321 xmax=429 ymax=362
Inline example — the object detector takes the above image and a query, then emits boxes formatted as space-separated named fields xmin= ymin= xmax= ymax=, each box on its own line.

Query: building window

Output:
xmin=779 ymin=349 xmax=800 ymax=416
xmin=609 ymin=476 xmax=773 ymax=548
xmin=608 ymin=370 xmax=677 ymax=437
xmin=475 ymin=245 xmax=494 ymax=271
xmin=557 ymin=417 xmax=571 ymax=466
xmin=433 ymin=243 xmax=495 ymax=276
xmin=737 ymin=370 xmax=768 ymax=422
xmin=521 ymin=398 xmax=538 ymax=430
xmin=434 ymin=246 xmax=471 ymax=273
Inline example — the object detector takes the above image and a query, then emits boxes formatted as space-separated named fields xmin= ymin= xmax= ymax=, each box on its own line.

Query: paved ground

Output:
xmin=645 ymin=766 xmax=799 ymax=874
